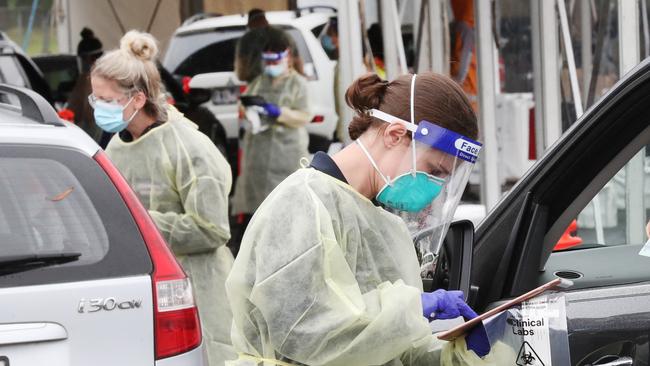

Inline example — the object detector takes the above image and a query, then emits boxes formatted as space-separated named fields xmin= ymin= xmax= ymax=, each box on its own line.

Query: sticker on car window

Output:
xmin=480 ymin=293 xmax=571 ymax=365
xmin=638 ymin=239 xmax=650 ymax=258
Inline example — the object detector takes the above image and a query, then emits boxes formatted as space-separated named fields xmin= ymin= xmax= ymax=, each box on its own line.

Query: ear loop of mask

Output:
xmin=357 ymin=73 xmax=418 ymax=188
xmin=356 ymin=138 xmax=392 ymax=187
xmin=123 ymin=97 xmax=139 ymax=122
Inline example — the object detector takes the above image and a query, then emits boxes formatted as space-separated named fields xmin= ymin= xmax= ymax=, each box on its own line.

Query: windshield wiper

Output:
xmin=0 ymin=252 xmax=81 ymax=276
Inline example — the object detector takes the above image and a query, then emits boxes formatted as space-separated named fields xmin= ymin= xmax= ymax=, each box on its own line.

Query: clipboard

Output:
xmin=436 ymin=278 xmax=563 ymax=341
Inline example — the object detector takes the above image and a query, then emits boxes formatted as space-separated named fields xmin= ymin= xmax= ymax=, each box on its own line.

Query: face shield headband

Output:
xmin=262 ymin=49 xmax=289 ymax=62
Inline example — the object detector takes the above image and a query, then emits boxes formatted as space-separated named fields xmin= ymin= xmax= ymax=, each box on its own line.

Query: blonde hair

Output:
xmin=92 ymin=30 xmax=167 ymax=122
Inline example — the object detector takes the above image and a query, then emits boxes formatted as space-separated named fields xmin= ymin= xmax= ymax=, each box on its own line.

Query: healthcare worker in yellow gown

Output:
xmin=226 ymin=72 xmax=508 ymax=366
xmin=231 ymin=27 xmax=312 ymax=219
xmin=89 ymin=30 xmax=235 ymax=365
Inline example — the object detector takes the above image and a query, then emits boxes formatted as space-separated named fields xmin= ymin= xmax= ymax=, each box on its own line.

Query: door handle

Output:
xmin=0 ymin=322 xmax=67 ymax=346
xmin=591 ymin=356 xmax=634 ymax=366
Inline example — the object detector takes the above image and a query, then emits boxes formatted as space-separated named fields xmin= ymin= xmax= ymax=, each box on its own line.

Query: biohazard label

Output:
xmin=507 ymin=295 xmax=555 ymax=365
xmin=517 ymin=341 xmax=545 ymax=366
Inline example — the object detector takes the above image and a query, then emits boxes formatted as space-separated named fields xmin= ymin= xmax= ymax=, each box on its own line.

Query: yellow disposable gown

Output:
xmin=106 ymin=107 xmax=235 ymax=365
xmin=231 ymin=70 xmax=311 ymax=216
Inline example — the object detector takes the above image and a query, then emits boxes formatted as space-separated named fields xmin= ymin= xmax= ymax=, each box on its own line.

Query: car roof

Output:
xmin=175 ymin=11 xmax=331 ymax=35
xmin=0 ymin=106 xmax=100 ymax=157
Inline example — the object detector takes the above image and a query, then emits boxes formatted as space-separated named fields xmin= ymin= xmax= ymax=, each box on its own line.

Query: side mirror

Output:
xmin=187 ymin=88 xmax=211 ymax=106
xmin=418 ymin=220 xmax=474 ymax=301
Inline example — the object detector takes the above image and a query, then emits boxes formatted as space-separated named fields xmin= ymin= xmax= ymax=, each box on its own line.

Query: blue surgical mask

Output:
xmin=93 ymin=98 xmax=138 ymax=133
xmin=321 ymin=35 xmax=335 ymax=52
xmin=264 ymin=59 xmax=288 ymax=78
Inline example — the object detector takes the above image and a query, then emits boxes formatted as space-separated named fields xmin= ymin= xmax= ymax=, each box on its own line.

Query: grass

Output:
xmin=6 ymin=26 xmax=58 ymax=56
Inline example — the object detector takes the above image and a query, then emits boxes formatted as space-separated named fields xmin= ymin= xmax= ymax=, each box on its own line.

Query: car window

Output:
xmin=311 ymin=24 xmax=326 ymax=38
xmin=171 ymin=29 xmax=245 ymax=77
xmin=0 ymin=55 xmax=29 ymax=88
xmin=0 ymin=157 xmax=108 ymax=263
xmin=167 ymin=26 xmax=316 ymax=80
xmin=34 ymin=57 xmax=80 ymax=103
xmin=562 ymin=147 xmax=650 ymax=249
xmin=0 ymin=146 xmax=152 ymax=287
xmin=285 ymin=28 xmax=317 ymax=80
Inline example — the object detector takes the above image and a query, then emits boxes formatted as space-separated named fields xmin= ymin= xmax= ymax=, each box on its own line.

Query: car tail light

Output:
xmin=311 ymin=115 xmax=324 ymax=123
xmin=182 ymin=76 xmax=192 ymax=95
xmin=94 ymin=152 xmax=202 ymax=359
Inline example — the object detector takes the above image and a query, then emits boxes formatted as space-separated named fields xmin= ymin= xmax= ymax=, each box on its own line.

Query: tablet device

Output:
xmin=240 ymin=95 xmax=266 ymax=107
xmin=437 ymin=278 xmax=565 ymax=341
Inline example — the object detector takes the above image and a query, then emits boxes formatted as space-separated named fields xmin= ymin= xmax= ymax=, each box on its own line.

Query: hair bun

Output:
xmin=345 ymin=73 xmax=389 ymax=112
xmin=120 ymin=30 xmax=158 ymax=61
xmin=80 ymin=27 xmax=95 ymax=40
xmin=345 ymin=73 xmax=389 ymax=140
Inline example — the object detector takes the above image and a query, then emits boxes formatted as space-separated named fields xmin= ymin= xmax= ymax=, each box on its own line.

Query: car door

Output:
xmin=471 ymin=59 xmax=650 ymax=365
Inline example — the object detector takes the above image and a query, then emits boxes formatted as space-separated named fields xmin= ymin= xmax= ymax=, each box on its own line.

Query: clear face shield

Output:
xmin=356 ymin=74 xmax=482 ymax=264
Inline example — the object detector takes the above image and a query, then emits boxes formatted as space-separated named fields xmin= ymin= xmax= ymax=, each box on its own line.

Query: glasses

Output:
xmin=87 ymin=93 xmax=130 ymax=109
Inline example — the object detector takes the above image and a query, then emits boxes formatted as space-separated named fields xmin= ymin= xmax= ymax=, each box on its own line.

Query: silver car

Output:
xmin=0 ymin=84 xmax=207 ymax=365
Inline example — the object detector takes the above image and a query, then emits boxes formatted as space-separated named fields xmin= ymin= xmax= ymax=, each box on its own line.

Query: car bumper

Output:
xmin=155 ymin=342 xmax=208 ymax=366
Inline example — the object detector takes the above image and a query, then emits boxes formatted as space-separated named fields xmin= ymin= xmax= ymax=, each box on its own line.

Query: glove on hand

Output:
xmin=261 ymin=103 xmax=281 ymax=118
xmin=421 ymin=290 xmax=465 ymax=320
xmin=421 ymin=290 xmax=491 ymax=357
xmin=457 ymin=300 xmax=491 ymax=358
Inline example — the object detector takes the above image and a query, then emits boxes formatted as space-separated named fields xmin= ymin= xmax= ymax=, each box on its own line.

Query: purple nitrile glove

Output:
xmin=421 ymin=289 xmax=465 ymax=320
xmin=457 ymin=301 xmax=491 ymax=358
xmin=262 ymin=102 xmax=281 ymax=118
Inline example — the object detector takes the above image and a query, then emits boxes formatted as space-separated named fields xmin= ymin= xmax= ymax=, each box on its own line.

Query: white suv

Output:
xmin=163 ymin=11 xmax=337 ymax=164
xmin=0 ymin=84 xmax=207 ymax=365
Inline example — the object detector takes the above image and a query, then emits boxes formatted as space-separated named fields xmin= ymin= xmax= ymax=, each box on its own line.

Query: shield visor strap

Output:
xmin=262 ymin=49 xmax=289 ymax=61
xmin=368 ymin=109 xmax=482 ymax=163
xmin=413 ymin=120 xmax=482 ymax=164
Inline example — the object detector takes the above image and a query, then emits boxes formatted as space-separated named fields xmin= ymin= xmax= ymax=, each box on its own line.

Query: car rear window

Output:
xmin=0 ymin=145 xmax=152 ymax=287
xmin=167 ymin=26 xmax=315 ymax=78
xmin=0 ymin=157 xmax=109 ymax=263
xmin=0 ymin=54 xmax=29 ymax=88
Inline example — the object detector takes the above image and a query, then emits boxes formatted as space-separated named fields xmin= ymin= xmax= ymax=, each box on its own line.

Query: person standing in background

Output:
xmin=235 ymin=8 xmax=304 ymax=83
xmin=89 ymin=30 xmax=235 ymax=365
xmin=67 ymin=27 xmax=105 ymax=144
xmin=450 ymin=0 xmax=478 ymax=110
xmin=231 ymin=28 xmax=311 ymax=249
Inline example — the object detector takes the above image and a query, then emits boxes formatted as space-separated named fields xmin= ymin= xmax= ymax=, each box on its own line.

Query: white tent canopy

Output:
xmin=54 ymin=0 xmax=181 ymax=55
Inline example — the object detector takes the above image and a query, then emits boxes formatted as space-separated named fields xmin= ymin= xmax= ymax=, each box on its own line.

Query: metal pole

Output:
xmin=531 ymin=0 xmax=562 ymax=156
xmin=22 ymin=0 xmax=41 ymax=51
xmin=415 ymin=0 xmax=429 ymax=72
xmin=581 ymin=0 xmax=592 ymax=105
xmin=380 ymin=0 xmax=408 ymax=79
xmin=475 ymin=0 xmax=500 ymax=210
xmin=558 ymin=0 xmax=584 ymax=117
xmin=338 ymin=0 xmax=366 ymax=145
xmin=429 ymin=0 xmax=446 ymax=73
xmin=618 ymin=0 xmax=645 ymax=245
xmin=642 ymin=0 xmax=650 ymax=57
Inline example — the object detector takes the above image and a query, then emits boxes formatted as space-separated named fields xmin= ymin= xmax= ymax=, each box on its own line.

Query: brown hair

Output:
xmin=345 ymin=72 xmax=477 ymax=141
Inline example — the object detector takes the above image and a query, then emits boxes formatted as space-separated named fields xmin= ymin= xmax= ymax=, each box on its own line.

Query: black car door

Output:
xmin=471 ymin=58 xmax=650 ymax=365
